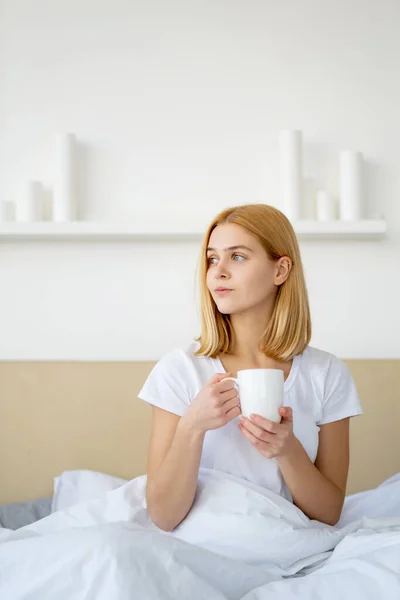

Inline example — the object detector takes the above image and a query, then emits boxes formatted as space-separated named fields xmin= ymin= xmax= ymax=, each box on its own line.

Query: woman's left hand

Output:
xmin=238 ymin=407 xmax=296 ymax=459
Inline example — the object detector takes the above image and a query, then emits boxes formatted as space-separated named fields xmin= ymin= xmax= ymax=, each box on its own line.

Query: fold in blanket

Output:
xmin=1 ymin=470 xmax=400 ymax=600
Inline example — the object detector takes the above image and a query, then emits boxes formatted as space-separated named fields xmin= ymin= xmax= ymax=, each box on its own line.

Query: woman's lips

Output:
xmin=214 ymin=288 xmax=233 ymax=296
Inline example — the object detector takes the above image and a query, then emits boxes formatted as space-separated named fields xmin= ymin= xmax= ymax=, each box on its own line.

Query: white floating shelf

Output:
xmin=0 ymin=222 xmax=203 ymax=241
xmin=0 ymin=219 xmax=387 ymax=241
xmin=293 ymin=219 xmax=387 ymax=240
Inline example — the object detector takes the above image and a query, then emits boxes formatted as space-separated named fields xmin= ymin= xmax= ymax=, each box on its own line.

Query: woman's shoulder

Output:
xmin=300 ymin=345 xmax=347 ymax=370
xmin=299 ymin=347 xmax=362 ymax=423
xmin=298 ymin=345 xmax=352 ymax=386
xmin=138 ymin=341 xmax=210 ymax=415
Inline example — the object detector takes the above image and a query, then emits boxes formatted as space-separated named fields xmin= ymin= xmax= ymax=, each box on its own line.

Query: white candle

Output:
xmin=339 ymin=150 xmax=363 ymax=220
xmin=17 ymin=181 xmax=44 ymax=221
xmin=278 ymin=129 xmax=303 ymax=221
xmin=316 ymin=190 xmax=336 ymax=221
xmin=53 ymin=133 xmax=77 ymax=221
xmin=0 ymin=200 xmax=16 ymax=222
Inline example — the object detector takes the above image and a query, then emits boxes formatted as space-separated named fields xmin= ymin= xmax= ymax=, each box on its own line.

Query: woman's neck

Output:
xmin=221 ymin=304 xmax=292 ymax=378
xmin=229 ymin=303 xmax=273 ymax=360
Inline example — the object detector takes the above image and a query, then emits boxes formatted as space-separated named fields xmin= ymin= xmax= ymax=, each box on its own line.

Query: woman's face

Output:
xmin=206 ymin=223 xmax=290 ymax=316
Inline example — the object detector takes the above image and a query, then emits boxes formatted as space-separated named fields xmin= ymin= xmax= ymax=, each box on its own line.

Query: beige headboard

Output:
xmin=1 ymin=360 xmax=399 ymax=504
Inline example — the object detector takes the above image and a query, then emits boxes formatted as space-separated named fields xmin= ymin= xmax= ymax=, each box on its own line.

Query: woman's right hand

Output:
xmin=182 ymin=373 xmax=241 ymax=434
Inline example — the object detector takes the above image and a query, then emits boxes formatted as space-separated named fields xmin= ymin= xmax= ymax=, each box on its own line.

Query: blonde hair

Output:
xmin=195 ymin=204 xmax=311 ymax=361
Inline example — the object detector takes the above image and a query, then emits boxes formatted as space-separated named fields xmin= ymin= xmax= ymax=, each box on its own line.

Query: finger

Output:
xmin=279 ymin=406 xmax=293 ymax=422
xmin=248 ymin=414 xmax=280 ymax=433
xmin=239 ymin=424 xmax=274 ymax=457
xmin=240 ymin=417 xmax=276 ymax=443
xmin=223 ymin=397 xmax=241 ymax=413
xmin=216 ymin=378 xmax=237 ymax=393
xmin=219 ymin=388 xmax=239 ymax=403
xmin=208 ymin=372 xmax=232 ymax=385
xmin=225 ymin=404 xmax=241 ymax=421
xmin=239 ymin=423 xmax=268 ymax=447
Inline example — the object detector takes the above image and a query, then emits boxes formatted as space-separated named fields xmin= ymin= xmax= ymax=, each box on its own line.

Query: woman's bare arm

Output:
xmin=145 ymin=373 xmax=240 ymax=531
xmin=277 ymin=418 xmax=350 ymax=525
xmin=146 ymin=406 xmax=205 ymax=532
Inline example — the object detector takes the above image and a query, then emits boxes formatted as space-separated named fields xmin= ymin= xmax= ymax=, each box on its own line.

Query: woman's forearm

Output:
xmin=277 ymin=437 xmax=344 ymax=525
xmin=146 ymin=417 xmax=205 ymax=532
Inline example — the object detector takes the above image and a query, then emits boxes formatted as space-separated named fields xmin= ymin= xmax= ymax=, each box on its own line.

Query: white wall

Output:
xmin=1 ymin=0 xmax=399 ymax=360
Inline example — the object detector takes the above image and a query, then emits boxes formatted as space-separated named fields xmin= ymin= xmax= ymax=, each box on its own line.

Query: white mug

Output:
xmin=224 ymin=369 xmax=284 ymax=422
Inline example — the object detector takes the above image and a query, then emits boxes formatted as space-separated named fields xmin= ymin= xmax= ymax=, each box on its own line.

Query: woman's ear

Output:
xmin=274 ymin=256 xmax=292 ymax=285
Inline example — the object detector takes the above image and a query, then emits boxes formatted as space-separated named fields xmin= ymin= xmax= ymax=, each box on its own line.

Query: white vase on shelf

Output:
xmin=0 ymin=200 xmax=16 ymax=222
xmin=339 ymin=150 xmax=363 ymax=220
xmin=53 ymin=133 xmax=77 ymax=221
xmin=316 ymin=190 xmax=337 ymax=221
xmin=278 ymin=129 xmax=303 ymax=221
xmin=16 ymin=181 xmax=44 ymax=222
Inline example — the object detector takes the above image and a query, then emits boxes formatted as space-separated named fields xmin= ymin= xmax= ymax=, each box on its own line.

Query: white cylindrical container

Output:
xmin=0 ymin=200 xmax=16 ymax=222
xmin=278 ymin=129 xmax=303 ymax=221
xmin=16 ymin=181 xmax=44 ymax=221
xmin=316 ymin=190 xmax=336 ymax=221
xmin=53 ymin=133 xmax=77 ymax=221
xmin=339 ymin=150 xmax=363 ymax=220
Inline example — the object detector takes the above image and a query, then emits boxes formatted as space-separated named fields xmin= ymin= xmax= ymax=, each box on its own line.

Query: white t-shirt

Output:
xmin=138 ymin=342 xmax=363 ymax=501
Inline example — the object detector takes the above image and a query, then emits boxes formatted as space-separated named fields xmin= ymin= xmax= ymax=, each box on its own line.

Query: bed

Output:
xmin=1 ymin=359 xmax=400 ymax=599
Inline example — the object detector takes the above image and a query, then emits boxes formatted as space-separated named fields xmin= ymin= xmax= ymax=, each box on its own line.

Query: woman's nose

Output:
xmin=214 ymin=260 xmax=230 ymax=279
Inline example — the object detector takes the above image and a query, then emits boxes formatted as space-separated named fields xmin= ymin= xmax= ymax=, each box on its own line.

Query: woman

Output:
xmin=139 ymin=204 xmax=363 ymax=531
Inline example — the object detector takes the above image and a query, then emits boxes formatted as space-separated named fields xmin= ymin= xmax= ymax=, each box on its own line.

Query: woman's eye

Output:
xmin=207 ymin=254 xmax=245 ymax=264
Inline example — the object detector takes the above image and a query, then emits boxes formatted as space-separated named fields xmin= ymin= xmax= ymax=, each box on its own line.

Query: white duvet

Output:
xmin=1 ymin=469 xmax=400 ymax=599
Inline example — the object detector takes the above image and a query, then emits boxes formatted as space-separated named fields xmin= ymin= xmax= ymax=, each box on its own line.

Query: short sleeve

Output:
xmin=317 ymin=356 xmax=363 ymax=425
xmin=138 ymin=349 xmax=191 ymax=417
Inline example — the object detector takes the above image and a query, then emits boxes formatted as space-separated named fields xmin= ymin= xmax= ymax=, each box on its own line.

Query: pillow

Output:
xmin=0 ymin=497 xmax=52 ymax=530
xmin=339 ymin=472 xmax=400 ymax=527
xmin=52 ymin=469 xmax=128 ymax=513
